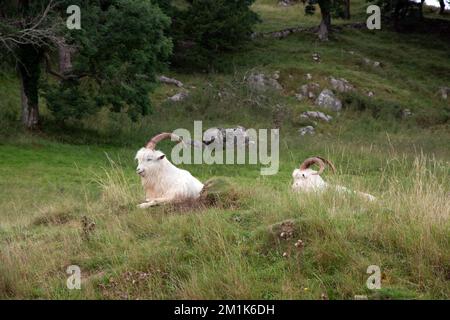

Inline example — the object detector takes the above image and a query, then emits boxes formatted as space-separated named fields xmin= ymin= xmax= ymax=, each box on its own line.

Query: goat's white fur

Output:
xmin=135 ymin=148 xmax=204 ymax=208
xmin=292 ymin=166 xmax=376 ymax=201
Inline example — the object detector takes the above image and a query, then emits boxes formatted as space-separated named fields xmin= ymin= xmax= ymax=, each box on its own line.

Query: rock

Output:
xmin=299 ymin=126 xmax=315 ymax=136
xmin=438 ymin=87 xmax=450 ymax=100
xmin=278 ymin=0 xmax=298 ymax=6
xmin=315 ymin=89 xmax=342 ymax=111
xmin=363 ymin=57 xmax=382 ymax=68
xmin=329 ymin=77 xmax=354 ymax=93
xmin=312 ymin=53 xmax=321 ymax=62
xmin=272 ymin=70 xmax=281 ymax=80
xmin=367 ymin=91 xmax=374 ymax=97
xmin=295 ymin=93 xmax=304 ymax=101
xmin=300 ymin=111 xmax=333 ymax=122
xmin=299 ymin=82 xmax=321 ymax=99
xmin=168 ymin=91 xmax=189 ymax=102
xmin=272 ymin=104 xmax=287 ymax=129
xmin=246 ymin=72 xmax=283 ymax=92
xmin=401 ymin=108 xmax=412 ymax=119
xmin=305 ymin=73 xmax=313 ymax=80
xmin=203 ymin=127 xmax=223 ymax=145
xmin=203 ymin=126 xmax=253 ymax=148
xmin=158 ymin=75 xmax=183 ymax=87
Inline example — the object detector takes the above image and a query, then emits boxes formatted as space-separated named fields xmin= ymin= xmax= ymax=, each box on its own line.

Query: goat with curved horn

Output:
xmin=135 ymin=132 xmax=204 ymax=208
xmin=299 ymin=156 xmax=336 ymax=175
xmin=145 ymin=132 xmax=183 ymax=150
xmin=292 ymin=156 xmax=375 ymax=201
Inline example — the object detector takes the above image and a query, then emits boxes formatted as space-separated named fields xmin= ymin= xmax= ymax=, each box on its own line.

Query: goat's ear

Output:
xmin=157 ymin=154 xmax=166 ymax=160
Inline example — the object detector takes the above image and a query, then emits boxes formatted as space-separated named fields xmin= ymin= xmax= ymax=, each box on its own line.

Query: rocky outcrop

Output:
xmin=203 ymin=126 xmax=253 ymax=148
xmin=300 ymin=111 xmax=333 ymax=122
xmin=315 ymin=89 xmax=342 ymax=111
xmin=159 ymin=75 xmax=183 ymax=87
xmin=363 ymin=57 xmax=382 ymax=68
xmin=168 ymin=91 xmax=189 ymax=102
xmin=312 ymin=53 xmax=321 ymax=62
xmin=297 ymin=82 xmax=321 ymax=100
xmin=329 ymin=77 xmax=354 ymax=93
xmin=246 ymin=72 xmax=283 ymax=92
xmin=438 ymin=87 xmax=450 ymax=100
xmin=298 ymin=126 xmax=315 ymax=136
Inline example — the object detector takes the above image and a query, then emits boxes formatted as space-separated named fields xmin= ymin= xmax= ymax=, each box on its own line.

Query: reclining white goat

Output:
xmin=292 ymin=157 xmax=376 ymax=201
xmin=135 ymin=133 xmax=204 ymax=209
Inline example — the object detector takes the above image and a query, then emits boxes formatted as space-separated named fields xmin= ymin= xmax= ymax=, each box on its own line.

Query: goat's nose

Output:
xmin=136 ymin=168 xmax=144 ymax=175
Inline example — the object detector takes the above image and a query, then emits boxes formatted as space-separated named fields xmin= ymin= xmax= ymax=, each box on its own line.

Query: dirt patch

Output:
xmin=32 ymin=210 xmax=74 ymax=226
xmin=98 ymin=268 xmax=170 ymax=300
xmin=269 ymin=219 xmax=297 ymax=241
xmin=158 ymin=177 xmax=243 ymax=214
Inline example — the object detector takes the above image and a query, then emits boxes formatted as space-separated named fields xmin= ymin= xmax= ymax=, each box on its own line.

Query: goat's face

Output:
xmin=135 ymin=148 xmax=166 ymax=177
xmin=292 ymin=168 xmax=326 ymax=192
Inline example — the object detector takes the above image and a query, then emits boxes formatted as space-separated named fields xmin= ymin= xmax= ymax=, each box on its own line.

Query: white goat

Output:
xmin=292 ymin=157 xmax=376 ymax=201
xmin=135 ymin=133 xmax=204 ymax=209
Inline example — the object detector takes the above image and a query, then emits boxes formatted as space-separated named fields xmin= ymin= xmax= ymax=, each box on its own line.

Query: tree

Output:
xmin=374 ymin=0 xmax=446 ymax=29
xmin=304 ymin=0 xmax=348 ymax=41
xmin=438 ymin=0 xmax=446 ymax=14
xmin=0 ymin=0 xmax=172 ymax=129
xmin=159 ymin=0 xmax=260 ymax=69
xmin=344 ymin=0 xmax=351 ymax=19
xmin=318 ymin=0 xmax=332 ymax=41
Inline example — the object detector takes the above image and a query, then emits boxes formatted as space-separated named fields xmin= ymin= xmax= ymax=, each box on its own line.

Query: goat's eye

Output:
xmin=147 ymin=158 xmax=152 ymax=162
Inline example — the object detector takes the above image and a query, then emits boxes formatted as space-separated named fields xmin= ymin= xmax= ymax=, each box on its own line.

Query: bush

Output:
xmin=44 ymin=0 xmax=172 ymax=122
xmin=168 ymin=0 xmax=260 ymax=69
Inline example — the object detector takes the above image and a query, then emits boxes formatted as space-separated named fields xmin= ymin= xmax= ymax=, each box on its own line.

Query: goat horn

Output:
xmin=299 ymin=157 xmax=327 ymax=175
xmin=145 ymin=132 xmax=183 ymax=150
xmin=316 ymin=156 xmax=336 ymax=174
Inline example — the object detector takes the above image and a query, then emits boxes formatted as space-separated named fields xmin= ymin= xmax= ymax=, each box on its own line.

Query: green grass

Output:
xmin=0 ymin=1 xmax=449 ymax=299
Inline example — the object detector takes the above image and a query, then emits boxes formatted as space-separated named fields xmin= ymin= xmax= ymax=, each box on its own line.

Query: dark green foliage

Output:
xmin=43 ymin=79 xmax=95 ymax=121
xmin=305 ymin=3 xmax=317 ymax=15
xmin=168 ymin=0 xmax=260 ymax=69
xmin=44 ymin=0 xmax=172 ymax=122
xmin=330 ymin=0 xmax=347 ymax=18
xmin=305 ymin=0 xmax=345 ymax=19
xmin=0 ymin=0 xmax=172 ymax=125
xmin=343 ymin=92 xmax=404 ymax=119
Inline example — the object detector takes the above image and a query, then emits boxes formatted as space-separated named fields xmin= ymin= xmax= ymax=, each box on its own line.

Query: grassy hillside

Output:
xmin=0 ymin=1 xmax=449 ymax=299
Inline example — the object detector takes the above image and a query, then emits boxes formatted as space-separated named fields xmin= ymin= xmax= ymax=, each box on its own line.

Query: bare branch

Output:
xmin=0 ymin=1 xmax=62 ymax=53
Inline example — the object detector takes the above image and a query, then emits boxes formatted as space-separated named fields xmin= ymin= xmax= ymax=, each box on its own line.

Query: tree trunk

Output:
xmin=318 ymin=0 xmax=331 ymax=41
xmin=344 ymin=0 xmax=351 ymax=20
xmin=57 ymin=38 xmax=74 ymax=75
xmin=419 ymin=0 xmax=425 ymax=19
xmin=393 ymin=1 xmax=402 ymax=30
xmin=438 ymin=0 xmax=445 ymax=14
xmin=18 ymin=45 xmax=41 ymax=130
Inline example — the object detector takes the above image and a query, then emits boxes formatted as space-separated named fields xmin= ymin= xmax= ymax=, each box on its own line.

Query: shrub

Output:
xmin=44 ymin=0 xmax=172 ymax=122
xmin=167 ymin=0 xmax=260 ymax=69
